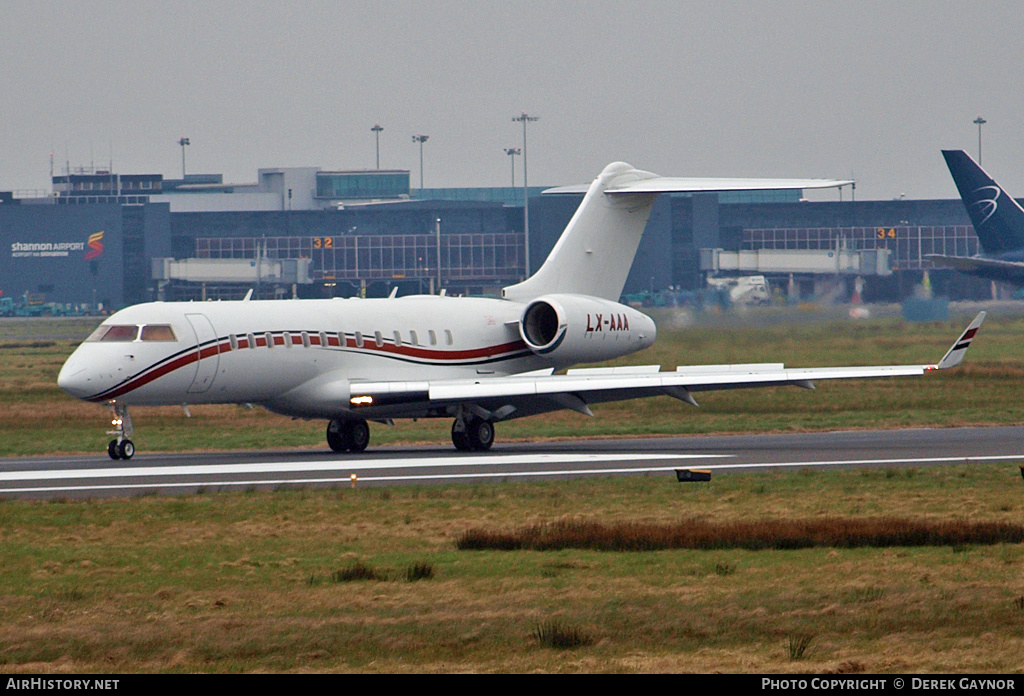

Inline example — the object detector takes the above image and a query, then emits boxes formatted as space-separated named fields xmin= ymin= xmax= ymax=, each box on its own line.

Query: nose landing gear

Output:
xmin=106 ymin=403 xmax=135 ymax=460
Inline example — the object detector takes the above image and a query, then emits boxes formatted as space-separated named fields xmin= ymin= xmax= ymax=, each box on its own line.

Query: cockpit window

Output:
xmin=140 ymin=325 xmax=177 ymax=341
xmin=87 ymin=325 xmax=139 ymax=342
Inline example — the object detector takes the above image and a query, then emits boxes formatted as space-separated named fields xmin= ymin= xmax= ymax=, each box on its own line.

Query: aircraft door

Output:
xmin=185 ymin=313 xmax=220 ymax=393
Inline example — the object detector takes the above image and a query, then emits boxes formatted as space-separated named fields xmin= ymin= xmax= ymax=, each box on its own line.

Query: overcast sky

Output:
xmin=1 ymin=1 xmax=1022 ymax=201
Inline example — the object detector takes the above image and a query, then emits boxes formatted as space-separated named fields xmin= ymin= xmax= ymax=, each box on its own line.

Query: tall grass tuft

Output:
xmin=406 ymin=561 xmax=435 ymax=582
xmin=533 ymin=620 xmax=594 ymax=650
xmin=788 ymin=634 xmax=814 ymax=660
xmin=457 ymin=517 xmax=1024 ymax=552
xmin=713 ymin=562 xmax=736 ymax=576
xmin=331 ymin=561 xmax=386 ymax=583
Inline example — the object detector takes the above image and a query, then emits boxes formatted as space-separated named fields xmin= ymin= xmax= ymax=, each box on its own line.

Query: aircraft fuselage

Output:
xmin=58 ymin=294 xmax=656 ymax=421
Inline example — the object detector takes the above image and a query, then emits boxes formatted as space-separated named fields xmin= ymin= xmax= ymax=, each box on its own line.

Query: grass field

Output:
xmin=2 ymin=305 xmax=1024 ymax=673
xmin=2 ymin=464 xmax=1024 ymax=673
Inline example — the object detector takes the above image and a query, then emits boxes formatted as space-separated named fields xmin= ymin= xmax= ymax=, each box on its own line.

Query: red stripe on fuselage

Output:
xmin=341 ymin=337 xmax=526 ymax=361
xmin=89 ymin=339 xmax=231 ymax=402
xmin=88 ymin=348 xmax=201 ymax=402
xmin=85 ymin=333 xmax=530 ymax=402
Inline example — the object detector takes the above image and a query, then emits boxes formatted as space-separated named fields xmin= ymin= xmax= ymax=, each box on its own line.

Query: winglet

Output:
xmin=934 ymin=311 xmax=986 ymax=370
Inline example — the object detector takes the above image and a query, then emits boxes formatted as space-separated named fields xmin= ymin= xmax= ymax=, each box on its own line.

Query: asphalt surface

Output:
xmin=3 ymin=425 xmax=1024 ymax=500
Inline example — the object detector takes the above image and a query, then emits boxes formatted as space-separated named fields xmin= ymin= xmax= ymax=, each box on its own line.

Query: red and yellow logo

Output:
xmin=84 ymin=231 xmax=104 ymax=261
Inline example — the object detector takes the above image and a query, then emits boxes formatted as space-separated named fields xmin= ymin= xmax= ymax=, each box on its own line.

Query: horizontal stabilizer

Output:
xmin=545 ymin=176 xmax=854 ymax=196
xmin=926 ymin=254 xmax=1024 ymax=285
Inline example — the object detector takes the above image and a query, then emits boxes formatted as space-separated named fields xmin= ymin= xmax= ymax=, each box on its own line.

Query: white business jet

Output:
xmin=58 ymin=162 xmax=985 ymax=460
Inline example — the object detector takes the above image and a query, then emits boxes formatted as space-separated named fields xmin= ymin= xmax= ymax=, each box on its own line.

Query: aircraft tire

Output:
xmin=349 ymin=420 xmax=370 ymax=452
xmin=118 ymin=439 xmax=135 ymax=460
xmin=466 ymin=417 xmax=495 ymax=451
xmin=451 ymin=421 xmax=472 ymax=451
xmin=326 ymin=419 xmax=351 ymax=452
xmin=107 ymin=440 xmax=121 ymax=460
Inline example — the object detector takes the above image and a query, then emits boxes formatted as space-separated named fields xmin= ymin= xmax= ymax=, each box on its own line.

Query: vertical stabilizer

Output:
xmin=502 ymin=162 xmax=660 ymax=302
xmin=942 ymin=150 xmax=1024 ymax=254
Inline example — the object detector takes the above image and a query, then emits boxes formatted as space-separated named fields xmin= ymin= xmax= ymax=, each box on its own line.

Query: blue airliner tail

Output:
xmin=942 ymin=149 xmax=1024 ymax=254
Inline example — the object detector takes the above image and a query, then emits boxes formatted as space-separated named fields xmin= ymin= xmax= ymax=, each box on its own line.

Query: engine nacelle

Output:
xmin=518 ymin=293 xmax=656 ymax=366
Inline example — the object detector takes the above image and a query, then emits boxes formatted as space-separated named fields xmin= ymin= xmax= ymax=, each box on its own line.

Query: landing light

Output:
xmin=350 ymin=395 xmax=373 ymax=406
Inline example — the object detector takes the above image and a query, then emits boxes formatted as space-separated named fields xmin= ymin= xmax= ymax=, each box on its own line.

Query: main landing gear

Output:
xmin=106 ymin=403 xmax=135 ymax=460
xmin=327 ymin=418 xmax=370 ymax=453
xmin=451 ymin=415 xmax=494 ymax=452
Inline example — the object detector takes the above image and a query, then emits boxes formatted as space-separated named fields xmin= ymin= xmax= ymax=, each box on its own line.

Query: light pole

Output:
xmin=371 ymin=123 xmax=383 ymax=169
xmin=435 ymin=217 xmax=442 ymax=292
xmin=973 ymin=116 xmax=986 ymax=164
xmin=412 ymin=134 xmax=429 ymax=189
xmin=512 ymin=112 xmax=538 ymax=276
xmin=178 ymin=137 xmax=190 ymax=179
xmin=504 ymin=147 xmax=521 ymax=188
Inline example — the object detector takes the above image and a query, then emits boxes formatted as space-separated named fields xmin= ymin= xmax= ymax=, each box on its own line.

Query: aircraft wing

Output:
xmin=348 ymin=312 xmax=985 ymax=421
xmin=927 ymin=254 xmax=1024 ymax=285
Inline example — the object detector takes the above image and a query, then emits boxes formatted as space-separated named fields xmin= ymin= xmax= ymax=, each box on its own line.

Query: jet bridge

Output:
xmin=152 ymin=257 xmax=313 ymax=300
xmin=700 ymin=248 xmax=891 ymax=276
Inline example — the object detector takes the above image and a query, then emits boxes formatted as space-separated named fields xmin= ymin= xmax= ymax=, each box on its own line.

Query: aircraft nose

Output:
xmin=58 ymin=358 xmax=93 ymax=400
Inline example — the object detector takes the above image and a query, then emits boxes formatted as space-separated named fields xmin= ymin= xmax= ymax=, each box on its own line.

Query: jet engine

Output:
xmin=518 ymin=293 xmax=656 ymax=366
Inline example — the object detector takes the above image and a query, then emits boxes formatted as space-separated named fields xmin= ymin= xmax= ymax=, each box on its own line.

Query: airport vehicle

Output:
xmin=706 ymin=275 xmax=772 ymax=305
xmin=57 ymin=161 xmax=984 ymax=460
xmin=928 ymin=150 xmax=1024 ymax=284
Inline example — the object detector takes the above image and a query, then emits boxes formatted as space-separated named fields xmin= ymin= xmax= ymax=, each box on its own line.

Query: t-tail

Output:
xmin=942 ymin=149 xmax=1024 ymax=255
xmin=502 ymin=162 xmax=853 ymax=303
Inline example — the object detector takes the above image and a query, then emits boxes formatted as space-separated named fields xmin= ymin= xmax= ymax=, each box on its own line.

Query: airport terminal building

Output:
xmin=0 ymin=163 xmax=997 ymax=312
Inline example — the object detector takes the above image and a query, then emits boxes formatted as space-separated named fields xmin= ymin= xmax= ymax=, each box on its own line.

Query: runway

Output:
xmin=3 ymin=425 xmax=1024 ymax=500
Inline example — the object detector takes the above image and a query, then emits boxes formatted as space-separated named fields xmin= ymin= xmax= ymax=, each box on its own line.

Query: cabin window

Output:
xmin=88 ymin=325 xmax=139 ymax=342
xmin=319 ymin=331 xmax=328 ymax=347
xmin=410 ymin=330 xmax=418 ymax=346
xmin=301 ymin=331 xmax=311 ymax=348
xmin=283 ymin=332 xmax=292 ymax=348
xmin=393 ymin=330 xmax=402 ymax=347
xmin=228 ymin=334 xmax=238 ymax=351
xmin=355 ymin=331 xmax=364 ymax=348
xmin=374 ymin=331 xmax=384 ymax=348
xmin=265 ymin=332 xmax=273 ymax=348
xmin=444 ymin=329 xmax=453 ymax=346
xmin=140 ymin=325 xmax=177 ymax=342
xmin=247 ymin=333 xmax=256 ymax=349
xmin=428 ymin=330 xmax=437 ymax=346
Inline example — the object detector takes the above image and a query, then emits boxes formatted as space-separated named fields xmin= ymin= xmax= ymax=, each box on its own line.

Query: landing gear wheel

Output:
xmin=327 ymin=419 xmax=371 ymax=453
xmin=451 ymin=422 xmax=472 ymax=451
xmin=453 ymin=417 xmax=494 ymax=451
xmin=466 ymin=417 xmax=495 ymax=451
xmin=348 ymin=420 xmax=370 ymax=453
xmin=117 ymin=439 xmax=135 ymax=460
xmin=108 ymin=439 xmax=121 ymax=460
xmin=327 ymin=419 xmax=351 ymax=452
